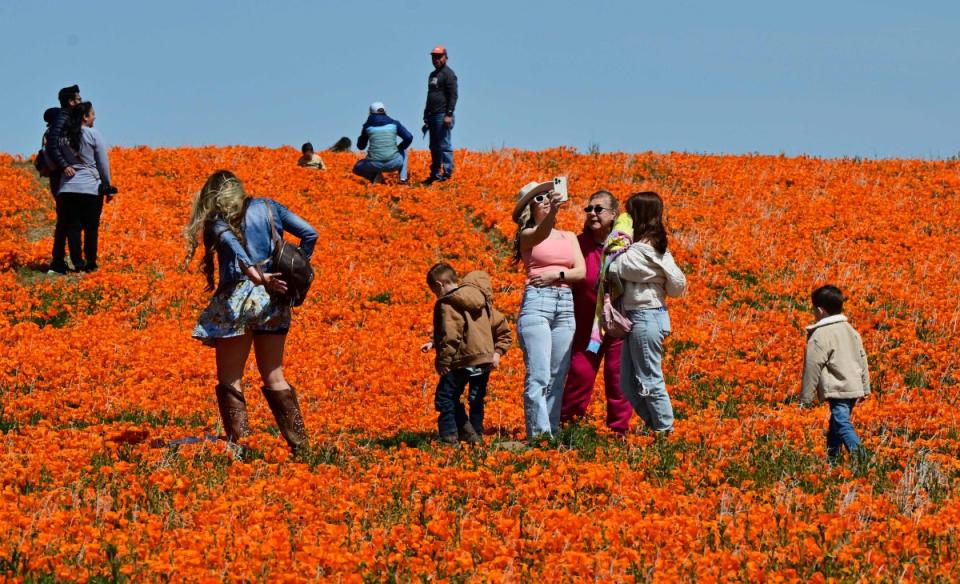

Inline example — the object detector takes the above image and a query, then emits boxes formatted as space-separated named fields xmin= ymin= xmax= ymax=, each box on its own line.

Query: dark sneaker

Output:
xmin=371 ymin=172 xmax=384 ymax=184
xmin=459 ymin=422 xmax=482 ymax=444
xmin=438 ymin=433 xmax=459 ymax=446
xmin=423 ymin=176 xmax=442 ymax=186
xmin=82 ymin=263 xmax=98 ymax=273
xmin=47 ymin=262 xmax=68 ymax=275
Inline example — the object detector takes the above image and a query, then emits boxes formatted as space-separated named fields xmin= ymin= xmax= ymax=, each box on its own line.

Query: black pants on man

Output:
xmin=58 ymin=192 xmax=104 ymax=270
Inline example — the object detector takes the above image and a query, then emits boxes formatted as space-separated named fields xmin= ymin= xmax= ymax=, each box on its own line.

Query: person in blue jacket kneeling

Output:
xmin=353 ymin=102 xmax=413 ymax=184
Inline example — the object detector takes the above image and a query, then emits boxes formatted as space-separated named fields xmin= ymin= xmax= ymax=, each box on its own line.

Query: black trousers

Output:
xmin=49 ymin=177 xmax=69 ymax=268
xmin=56 ymin=192 xmax=104 ymax=269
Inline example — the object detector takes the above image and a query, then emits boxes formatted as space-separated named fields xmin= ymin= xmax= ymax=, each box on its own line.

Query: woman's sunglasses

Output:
xmin=532 ymin=193 xmax=549 ymax=203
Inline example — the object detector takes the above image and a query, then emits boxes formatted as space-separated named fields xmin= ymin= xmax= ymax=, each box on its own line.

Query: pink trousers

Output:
xmin=560 ymin=336 xmax=632 ymax=433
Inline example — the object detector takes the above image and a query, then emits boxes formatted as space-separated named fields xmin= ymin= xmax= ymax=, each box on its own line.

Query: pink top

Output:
xmin=521 ymin=230 xmax=577 ymax=285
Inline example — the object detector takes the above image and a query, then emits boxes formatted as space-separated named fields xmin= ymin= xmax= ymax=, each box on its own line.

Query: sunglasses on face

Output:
xmin=532 ymin=193 xmax=549 ymax=204
xmin=584 ymin=205 xmax=608 ymax=214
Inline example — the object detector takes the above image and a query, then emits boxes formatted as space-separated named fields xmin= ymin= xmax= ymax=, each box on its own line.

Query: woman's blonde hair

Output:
xmin=512 ymin=203 xmax=535 ymax=263
xmin=183 ymin=170 xmax=250 ymax=290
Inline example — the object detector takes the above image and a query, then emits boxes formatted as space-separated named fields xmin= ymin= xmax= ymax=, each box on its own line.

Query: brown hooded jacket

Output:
xmin=433 ymin=271 xmax=512 ymax=373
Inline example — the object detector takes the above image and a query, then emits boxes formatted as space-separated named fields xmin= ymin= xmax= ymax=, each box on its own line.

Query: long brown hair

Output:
xmin=625 ymin=191 xmax=668 ymax=254
xmin=183 ymin=170 xmax=250 ymax=290
xmin=66 ymin=101 xmax=93 ymax=151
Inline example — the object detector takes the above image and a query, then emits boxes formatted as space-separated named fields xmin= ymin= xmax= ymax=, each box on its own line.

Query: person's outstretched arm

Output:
xmin=274 ymin=201 xmax=318 ymax=260
xmin=91 ymin=129 xmax=111 ymax=187
xmin=396 ymin=121 xmax=413 ymax=151
xmin=444 ymin=69 xmax=458 ymax=118
xmin=518 ymin=192 xmax=563 ymax=253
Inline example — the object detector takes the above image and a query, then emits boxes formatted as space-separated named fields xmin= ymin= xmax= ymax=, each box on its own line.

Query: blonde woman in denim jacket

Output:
xmin=184 ymin=170 xmax=318 ymax=454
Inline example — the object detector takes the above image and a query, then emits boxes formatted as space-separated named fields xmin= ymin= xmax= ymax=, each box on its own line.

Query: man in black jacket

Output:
xmin=45 ymin=84 xmax=82 ymax=275
xmin=46 ymin=85 xmax=82 ymax=182
xmin=423 ymin=46 xmax=458 ymax=184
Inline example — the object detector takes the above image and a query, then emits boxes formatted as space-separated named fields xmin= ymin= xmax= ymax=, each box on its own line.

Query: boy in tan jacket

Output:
xmin=799 ymin=285 xmax=870 ymax=461
xmin=422 ymin=263 xmax=512 ymax=445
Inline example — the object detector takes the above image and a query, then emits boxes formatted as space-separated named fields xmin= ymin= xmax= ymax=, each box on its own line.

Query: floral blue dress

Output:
xmin=192 ymin=280 xmax=291 ymax=346
xmin=190 ymin=198 xmax=316 ymax=347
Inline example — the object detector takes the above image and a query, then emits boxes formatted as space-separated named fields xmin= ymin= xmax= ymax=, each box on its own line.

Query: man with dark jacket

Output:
xmin=423 ymin=45 xmax=458 ymax=184
xmin=45 ymin=84 xmax=82 ymax=275
xmin=45 ymin=85 xmax=82 ymax=183
xmin=353 ymin=102 xmax=413 ymax=184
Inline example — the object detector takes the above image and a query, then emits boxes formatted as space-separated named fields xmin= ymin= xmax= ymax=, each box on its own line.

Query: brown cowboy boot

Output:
xmin=261 ymin=385 xmax=309 ymax=452
xmin=215 ymin=383 xmax=250 ymax=442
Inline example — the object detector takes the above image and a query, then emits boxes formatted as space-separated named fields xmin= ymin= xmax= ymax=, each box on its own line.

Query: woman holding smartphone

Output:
xmin=512 ymin=180 xmax=586 ymax=438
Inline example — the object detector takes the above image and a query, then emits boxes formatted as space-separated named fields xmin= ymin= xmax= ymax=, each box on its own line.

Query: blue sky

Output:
xmin=1 ymin=0 xmax=957 ymax=158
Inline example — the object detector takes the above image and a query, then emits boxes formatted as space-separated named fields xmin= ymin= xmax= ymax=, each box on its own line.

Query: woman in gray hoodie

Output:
xmin=57 ymin=101 xmax=112 ymax=272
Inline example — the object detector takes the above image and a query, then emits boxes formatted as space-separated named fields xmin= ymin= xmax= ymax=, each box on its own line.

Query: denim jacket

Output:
xmin=204 ymin=198 xmax=318 ymax=290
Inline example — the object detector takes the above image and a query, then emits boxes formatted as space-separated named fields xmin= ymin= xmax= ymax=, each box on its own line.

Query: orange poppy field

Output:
xmin=1 ymin=146 xmax=959 ymax=581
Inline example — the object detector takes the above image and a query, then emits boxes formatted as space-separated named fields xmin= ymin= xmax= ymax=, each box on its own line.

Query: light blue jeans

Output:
xmin=621 ymin=307 xmax=674 ymax=433
xmin=827 ymin=398 xmax=861 ymax=460
xmin=352 ymin=150 xmax=408 ymax=182
xmin=517 ymin=286 xmax=576 ymax=438
xmin=427 ymin=113 xmax=453 ymax=180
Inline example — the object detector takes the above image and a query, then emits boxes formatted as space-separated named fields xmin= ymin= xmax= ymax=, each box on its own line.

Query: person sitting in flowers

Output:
xmin=296 ymin=142 xmax=326 ymax=170
xmin=799 ymin=285 xmax=870 ymax=463
xmin=608 ymin=192 xmax=687 ymax=437
xmin=421 ymin=263 xmax=512 ymax=445
xmin=184 ymin=170 xmax=317 ymax=454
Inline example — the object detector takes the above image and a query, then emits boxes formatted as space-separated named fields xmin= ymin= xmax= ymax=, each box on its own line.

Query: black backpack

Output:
xmin=34 ymin=132 xmax=53 ymax=178
xmin=256 ymin=201 xmax=314 ymax=307
xmin=34 ymin=108 xmax=61 ymax=178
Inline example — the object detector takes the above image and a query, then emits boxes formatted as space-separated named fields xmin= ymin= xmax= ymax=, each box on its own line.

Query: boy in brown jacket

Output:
xmin=799 ymin=285 xmax=870 ymax=461
xmin=422 ymin=263 xmax=512 ymax=444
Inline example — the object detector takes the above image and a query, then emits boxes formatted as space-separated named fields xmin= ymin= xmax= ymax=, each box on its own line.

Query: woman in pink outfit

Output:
xmin=560 ymin=190 xmax=633 ymax=434
xmin=512 ymin=181 xmax=586 ymax=439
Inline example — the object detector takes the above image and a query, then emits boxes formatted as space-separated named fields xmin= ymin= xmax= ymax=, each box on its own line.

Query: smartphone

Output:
xmin=553 ymin=176 xmax=568 ymax=201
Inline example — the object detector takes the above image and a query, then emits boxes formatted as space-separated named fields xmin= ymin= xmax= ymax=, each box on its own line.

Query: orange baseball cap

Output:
xmin=430 ymin=45 xmax=446 ymax=55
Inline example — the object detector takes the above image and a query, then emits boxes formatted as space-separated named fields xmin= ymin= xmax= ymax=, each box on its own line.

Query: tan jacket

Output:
xmin=297 ymin=153 xmax=326 ymax=170
xmin=433 ymin=271 xmax=512 ymax=373
xmin=800 ymin=315 xmax=870 ymax=404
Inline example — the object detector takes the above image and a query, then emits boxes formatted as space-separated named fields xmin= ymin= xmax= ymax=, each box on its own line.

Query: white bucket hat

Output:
xmin=512 ymin=181 xmax=554 ymax=223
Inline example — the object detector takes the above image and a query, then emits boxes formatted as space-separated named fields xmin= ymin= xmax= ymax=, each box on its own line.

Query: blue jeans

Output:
xmin=517 ymin=286 xmax=575 ymax=438
xmin=352 ymin=150 xmax=408 ymax=182
xmin=827 ymin=398 xmax=861 ymax=459
xmin=435 ymin=368 xmax=489 ymax=436
xmin=621 ymin=308 xmax=674 ymax=432
xmin=427 ymin=113 xmax=453 ymax=180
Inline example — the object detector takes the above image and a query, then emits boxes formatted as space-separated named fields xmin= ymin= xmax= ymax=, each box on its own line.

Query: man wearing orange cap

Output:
xmin=423 ymin=45 xmax=458 ymax=184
